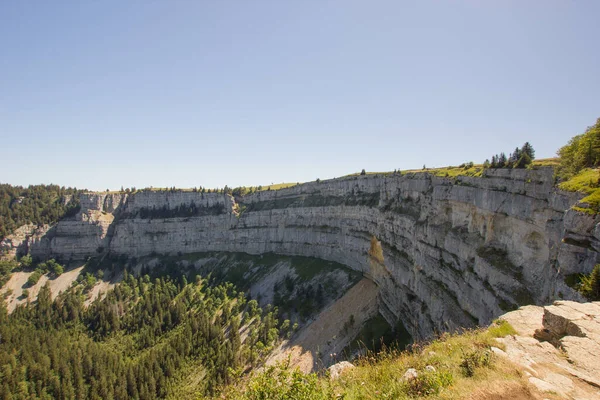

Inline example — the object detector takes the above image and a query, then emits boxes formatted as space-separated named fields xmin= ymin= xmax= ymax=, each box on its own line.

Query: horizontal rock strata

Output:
xmin=7 ymin=167 xmax=600 ymax=339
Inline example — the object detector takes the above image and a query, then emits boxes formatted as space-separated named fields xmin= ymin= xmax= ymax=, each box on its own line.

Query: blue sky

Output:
xmin=1 ymin=1 xmax=599 ymax=191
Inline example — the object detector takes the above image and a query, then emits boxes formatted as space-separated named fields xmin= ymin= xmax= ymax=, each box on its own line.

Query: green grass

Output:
xmin=486 ymin=319 xmax=517 ymax=337
xmin=101 ymin=158 xmax=563 ymax=198
xmin=224 ymin=320 xmax=530 ymax=400
xmin=348 ymin=165 xmax=485 ymax=179
xmin=558 ymin=168 xmax=599 ymax=192
xmin=258 ymin=182 xmax=299 ymax=191
xmin=424 ymin=166 xmax=484 ymax=178
xmin=102 ymin=159 xmax=564 ymax=198
xmin=558 ymin=168 xmax=600 ymax=213
xmin=531 ymin=157 xmax=560 ymax=167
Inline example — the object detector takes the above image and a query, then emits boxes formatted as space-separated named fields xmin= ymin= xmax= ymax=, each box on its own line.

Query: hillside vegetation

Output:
xmin=222 ymin=320 xmax=534 ymax=400
xmin=0 ymin=267 xmax=284 ymax=399
xmin=0 ymin=184 xmax=84 ymax=240
xmin=554 ymin=118 xmax=600 ymax=213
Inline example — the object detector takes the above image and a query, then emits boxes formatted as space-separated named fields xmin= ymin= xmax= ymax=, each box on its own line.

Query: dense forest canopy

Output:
xmin=0 ymin=184 xmax=85 ymax=240
xmin=0 ymin=266 xmax=283 ymax=399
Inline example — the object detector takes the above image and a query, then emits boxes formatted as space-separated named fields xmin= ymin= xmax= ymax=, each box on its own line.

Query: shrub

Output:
xmin=0 ymin=259 xmax=18 ymax=288
xmin=53 ymin=264 xmax=64 ymax=276
xmin=242 ymin=362 xmax=331 ymax=400
xmin=402 ymin=369 xmax=454 ymax=397
xmin=487 ymin=319 xmax=517 ymax=337
xmin=83 ymin=273 xmax=97 ymax=291
xmin=557 ymin=118 xmax=600 ymax=179
xmin=27 ymin=271 xmax=42 ymax=286
xmin=47 ymin=259 xmax=63 ymax=276
xmin=460 ymin=348 xmax=494 ymax=377
xmin=19 ymin=255 xmax=32 ymax=268
xmin=579 ymin=264 xmax=600 ymax=301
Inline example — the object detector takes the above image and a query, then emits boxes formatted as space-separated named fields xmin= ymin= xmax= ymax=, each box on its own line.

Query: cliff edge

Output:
xmin=3 ymin=167 xmax=598 ymax=339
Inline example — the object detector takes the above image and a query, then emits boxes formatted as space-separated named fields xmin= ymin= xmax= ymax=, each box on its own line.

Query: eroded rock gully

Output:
xmin=3 ymin=168 xmax=599 ymax=339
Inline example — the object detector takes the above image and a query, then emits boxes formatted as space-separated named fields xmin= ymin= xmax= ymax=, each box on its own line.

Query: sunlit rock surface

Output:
xmin=12 ymin=167 xmax=599 ymax=339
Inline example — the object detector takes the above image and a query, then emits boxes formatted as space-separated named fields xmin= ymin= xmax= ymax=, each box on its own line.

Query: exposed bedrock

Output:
xmin=15 ymin=167 xmax=600 ymax=339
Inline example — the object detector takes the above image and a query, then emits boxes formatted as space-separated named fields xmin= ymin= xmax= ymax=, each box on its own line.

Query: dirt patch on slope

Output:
xmin=1 ymin=266 xmax=86 ymax=312
xmin=84 ymin=278 xmax=116 ymax=306
xmin=0 ymin=264 xmax=118 ymax=312
xmin=266 ymin=278 xmax=379 ymax=373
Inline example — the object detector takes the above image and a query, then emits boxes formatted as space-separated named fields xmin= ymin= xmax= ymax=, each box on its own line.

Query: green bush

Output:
xmin=557 ymin=118 xmax=600 ymax=180
xmin=19 ymin=255 xmax=32 ymax=268
xmin=460 ymin=349 xmax=494 ymax=377
xmin=487 ymin=319 xmax=517 ymax=337
xmin=53 ymin=264 xmax=64 ymax=276
xmin=27 ymin=271 xmax=42 ymax=286
xmin=580 ymin=264 xmax=600 ymax=301
xmin=46 ymin=259 xmax=64 ymax=276
xmin=402 ymin=369 xmax=454 ymax=397
xmin=242 ymin=362 xmax=331 ymax=400
xmin=82 ymin=273 xmax=97 ymax=291
xmin=0 ymin=259 xmax=18 ymax=288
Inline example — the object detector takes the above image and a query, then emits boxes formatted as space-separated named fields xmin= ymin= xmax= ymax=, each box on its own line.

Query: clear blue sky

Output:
xmin=1 ymin=1 xmax=599 ymax=191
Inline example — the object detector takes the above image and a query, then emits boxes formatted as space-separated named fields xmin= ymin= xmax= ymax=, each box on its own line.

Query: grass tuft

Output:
xmin=487 ymin=319 xmax=517 ymax=338
xmin=558 ymin=168 xmax=600 ymax=213
xmin=225 ymin=321 xmax=525 ymax=399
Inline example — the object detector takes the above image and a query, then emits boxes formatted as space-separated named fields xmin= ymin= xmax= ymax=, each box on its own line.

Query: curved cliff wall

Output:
xmin=25 ymin=168 xmax=600 ymax=339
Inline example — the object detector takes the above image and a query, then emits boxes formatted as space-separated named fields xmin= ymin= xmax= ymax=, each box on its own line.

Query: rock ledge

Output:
xmin=498 ymin=301 xmax=600 ymax=399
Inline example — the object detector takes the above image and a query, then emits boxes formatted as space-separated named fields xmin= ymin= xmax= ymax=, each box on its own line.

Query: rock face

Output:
xmin=328 ymin=361 xmax=355 ymax=380
xmin=14 ymin=168 xmax=600 ymax=339
xmin=1 ymin=224 xmax=52 ymax=259
xmin=498 ymin=301 xmax=600 ymax=398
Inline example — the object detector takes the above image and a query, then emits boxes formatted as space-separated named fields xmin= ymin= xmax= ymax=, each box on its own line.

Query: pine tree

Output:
xmin=498 ymin=153 xmax=507 ymax=168
xmin=515 ymin=152 xmax=532 ymax=169
xmin=521 ymin=142 xmax=535 ymax=160
xmin=508 ymin=147 xmax=521 ymax=167
xmin=582 ymin=264 xmax=600 ymax=301
xmin=591 ymin=265 xmax=600 ymax=300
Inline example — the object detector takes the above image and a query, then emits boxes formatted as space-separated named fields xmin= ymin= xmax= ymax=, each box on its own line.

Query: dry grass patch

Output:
xmin=258 ymin=182 xmax=299 ymax=191
xmin=225 ymin=320 xmax=541 ymax=399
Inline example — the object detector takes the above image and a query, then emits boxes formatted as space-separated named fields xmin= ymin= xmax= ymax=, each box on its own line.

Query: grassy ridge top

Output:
xmin=95 ymin=158 xmax=563 ymax=197
xmin=222 ymin=320 xmax=535 ymax=400
xmin=558 ymin=168 xmax=600 ymax=214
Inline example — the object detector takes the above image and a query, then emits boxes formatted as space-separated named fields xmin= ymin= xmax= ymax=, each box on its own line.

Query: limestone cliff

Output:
xmin=12 ymin=167 xmax=600 ymax=339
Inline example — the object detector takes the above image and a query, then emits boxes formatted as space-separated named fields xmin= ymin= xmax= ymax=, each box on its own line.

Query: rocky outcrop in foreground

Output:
xmin=3 ymin=168 xmax=599 ymax=339
xmin=498 ymin=301 xmax=600 ymax=399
